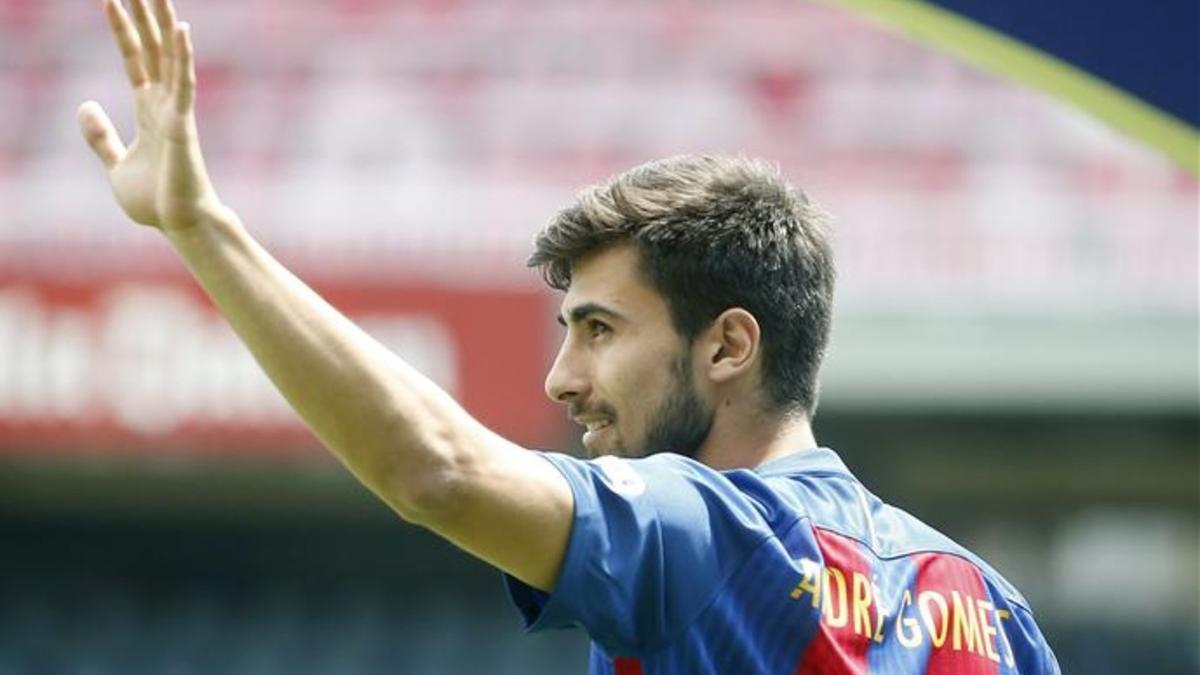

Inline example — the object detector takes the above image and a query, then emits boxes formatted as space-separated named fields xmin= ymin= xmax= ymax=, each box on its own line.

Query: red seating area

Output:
xmin=0 ymin=0 xmax=1193 ymax=304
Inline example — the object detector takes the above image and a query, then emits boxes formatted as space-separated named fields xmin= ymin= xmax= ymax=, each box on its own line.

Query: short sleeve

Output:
xmin=504 ymin=452 xmax=778 ymax=657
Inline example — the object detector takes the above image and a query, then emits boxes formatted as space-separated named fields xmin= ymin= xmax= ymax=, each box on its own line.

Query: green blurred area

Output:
xmin=2 ymin=410 xmax=1196 ymax=674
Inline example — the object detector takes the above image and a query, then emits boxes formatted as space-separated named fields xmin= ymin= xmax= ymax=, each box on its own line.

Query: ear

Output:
xmin=701 ymin=308 xmax=760 ymax=384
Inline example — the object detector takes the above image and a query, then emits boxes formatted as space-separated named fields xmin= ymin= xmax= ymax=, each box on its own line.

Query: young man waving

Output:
xmin=79 ymin=1 xmax=1061 ymax=672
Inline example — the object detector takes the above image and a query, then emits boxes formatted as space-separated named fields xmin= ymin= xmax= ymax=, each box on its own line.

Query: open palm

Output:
xmin=78 ymin=0 xmax=219 ymax=231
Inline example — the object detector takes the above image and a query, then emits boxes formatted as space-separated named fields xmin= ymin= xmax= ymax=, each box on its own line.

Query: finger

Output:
xmin=173 ymin=22 xmax=195 ymax=113
xmin=129 ymin=0 xmax=163 ymax=82
xmin=153 ymin=0 xmax=178 ymax=86
xmin=77 ymin=101 xmax=127 ymax=169
xmin=105 ymin=0 xmax=149 ymax=88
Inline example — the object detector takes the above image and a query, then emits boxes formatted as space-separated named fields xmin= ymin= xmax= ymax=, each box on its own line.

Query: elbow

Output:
xmin=377 ymin=426 xmax=477 ymax=527
xmin=388 ymin=460 xmax=466 ymax=526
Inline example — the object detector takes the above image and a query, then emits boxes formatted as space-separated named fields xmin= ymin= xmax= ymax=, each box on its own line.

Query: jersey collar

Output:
xmin=751 ymin=447 xmax=853 ymax=478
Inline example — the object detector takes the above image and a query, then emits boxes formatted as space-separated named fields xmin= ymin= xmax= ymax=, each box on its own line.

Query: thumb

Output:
xmin=77 ymin=101 xmax=127 ymax=169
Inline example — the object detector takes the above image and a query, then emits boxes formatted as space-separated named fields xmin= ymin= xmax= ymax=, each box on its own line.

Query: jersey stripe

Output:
xmin=911 ymin=552 xmax=1002 ymax=675
xmin=613 ymin=657 xmax=644 ymax=675
xmin=868 ymin=557 xmax=932 ymax=674
xmin=792 ymin=528 xmax=873 ymax=675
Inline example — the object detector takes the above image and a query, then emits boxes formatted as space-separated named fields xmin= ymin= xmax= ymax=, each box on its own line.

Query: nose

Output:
xmin=544 ymin=340 xmax=589 ymax=404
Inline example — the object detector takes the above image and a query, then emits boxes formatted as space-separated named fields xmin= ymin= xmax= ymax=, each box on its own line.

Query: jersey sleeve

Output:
xmin=504 ymin=451 xmax=779 ymax=657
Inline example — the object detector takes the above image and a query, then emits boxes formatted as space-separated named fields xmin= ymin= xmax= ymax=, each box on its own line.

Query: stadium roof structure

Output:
xmin=821 ymin=0 xmax=1200 ymax=173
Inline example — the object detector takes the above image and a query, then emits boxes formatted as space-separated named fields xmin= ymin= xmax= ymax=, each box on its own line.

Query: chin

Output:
xmin=584 ymin=437 xmax=637 ymax=459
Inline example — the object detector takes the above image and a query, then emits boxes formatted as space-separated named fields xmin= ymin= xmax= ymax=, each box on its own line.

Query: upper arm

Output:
xmin=503 ymin=453 xmax=775 ymax=655
xmin=411 ymin=435 xmax=575 ymax=593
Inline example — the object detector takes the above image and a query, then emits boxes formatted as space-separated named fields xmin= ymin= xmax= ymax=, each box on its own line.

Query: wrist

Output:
xmin=163 ymin=201 xmax=245 ymax=249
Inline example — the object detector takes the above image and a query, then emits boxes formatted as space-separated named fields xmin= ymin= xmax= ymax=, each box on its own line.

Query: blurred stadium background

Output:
xmin=1 ymin=0 xmax=1197 ymax=673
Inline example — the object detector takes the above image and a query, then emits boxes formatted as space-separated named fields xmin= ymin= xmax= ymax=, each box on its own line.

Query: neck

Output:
xmin=694 ymin=406 xmax=818 ymax=471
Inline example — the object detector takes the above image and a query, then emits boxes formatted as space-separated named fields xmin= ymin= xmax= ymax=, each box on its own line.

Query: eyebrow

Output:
xmin=556 ymin=302 xmax=626 ymax=327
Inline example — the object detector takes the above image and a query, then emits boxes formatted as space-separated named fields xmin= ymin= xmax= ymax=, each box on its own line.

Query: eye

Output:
xmin=587 ymin=319 xmax=612 ymax=339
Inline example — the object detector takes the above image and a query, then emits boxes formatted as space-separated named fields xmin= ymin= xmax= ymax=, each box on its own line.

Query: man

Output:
xmin=78 ymin=0 xmax=1061 ymax=672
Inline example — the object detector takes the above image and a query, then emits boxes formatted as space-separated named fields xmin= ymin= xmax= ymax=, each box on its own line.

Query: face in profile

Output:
xmin=544 ymin=244 xmax=715 ymax=459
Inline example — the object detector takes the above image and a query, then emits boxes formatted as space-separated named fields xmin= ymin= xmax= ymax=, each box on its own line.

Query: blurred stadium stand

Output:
xmin=1 ymin=0 xmax=1197 ymax=673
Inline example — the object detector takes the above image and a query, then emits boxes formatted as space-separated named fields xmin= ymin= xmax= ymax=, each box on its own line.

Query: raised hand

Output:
xmin=78 ymin=0 xmax=222 ymax=232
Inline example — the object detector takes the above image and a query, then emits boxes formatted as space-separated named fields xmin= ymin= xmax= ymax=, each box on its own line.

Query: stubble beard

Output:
xmin=638 ymin=352 xmax=715 ymax=460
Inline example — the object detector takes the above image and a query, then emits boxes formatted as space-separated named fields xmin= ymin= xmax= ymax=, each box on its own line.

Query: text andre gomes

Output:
xmin=788 ymin=556 xmax=1017 ymax=666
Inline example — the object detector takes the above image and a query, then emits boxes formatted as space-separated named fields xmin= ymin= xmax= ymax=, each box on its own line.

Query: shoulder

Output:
xmin=546 ymin=451 xmax=811 ymax=526
xmin=518 ymin=452 xmax=808 ymax=654
xmin=538 ymin=450 xmax=819 ymax=582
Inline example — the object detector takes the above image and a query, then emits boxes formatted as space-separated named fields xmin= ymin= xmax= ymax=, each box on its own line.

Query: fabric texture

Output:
xmin=505 ymin=448 xmax=1060 ymax=674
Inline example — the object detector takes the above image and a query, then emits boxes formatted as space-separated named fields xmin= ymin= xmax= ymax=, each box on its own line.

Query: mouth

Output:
xmin=574 ymin=417 xmax=614 ymax=450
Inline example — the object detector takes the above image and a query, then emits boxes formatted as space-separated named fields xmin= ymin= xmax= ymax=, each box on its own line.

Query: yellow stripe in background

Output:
xmin=817 ymin=0 xmax=1200 ymax=175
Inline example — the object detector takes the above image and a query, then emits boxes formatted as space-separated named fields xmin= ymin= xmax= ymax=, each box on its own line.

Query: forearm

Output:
xmin=165 ymin=205 xmax=484 ymax=517
xmin=82 ymin=1 xmax=575 ymax=589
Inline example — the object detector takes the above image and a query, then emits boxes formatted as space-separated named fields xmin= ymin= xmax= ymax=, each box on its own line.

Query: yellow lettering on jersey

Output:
xmin=918 ymin=590 xmax=950 ymax=648
xmin=975 ymin=600 xmax=1001 ymax=663
xmin=823 ymin=566 xmax=849 ymax=628
xmin=787 ymin=560 xmax=1024 ymax=665
xmin=789 ymin=560 xmax=822 ymax=608
xmin=951 ymin=591 xmax=983 ymax=655
xmin=996 ymin=608 xmax=1017 ymax=667
xmin=895 ymin=589 xmax=923 ymax=648
xmin=852 ymin=571 xmax=873 ymax=638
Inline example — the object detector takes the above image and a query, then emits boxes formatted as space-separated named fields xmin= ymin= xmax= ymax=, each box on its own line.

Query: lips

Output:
xmin=569 ymin=403 xmax=619 ymax=452
xmin=583 ymin=419 xmax=611 ymax=433
xmin=572 ymin=414 xmax=614 ymax=451
xmin=581 ymin=422 xmax=613 ymax=450
xmin=570 ymin=409 xmax=614 ymax=431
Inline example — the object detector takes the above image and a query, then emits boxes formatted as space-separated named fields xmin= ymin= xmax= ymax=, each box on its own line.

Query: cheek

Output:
xmin=600 ymin=342 xmax=679 ymax=426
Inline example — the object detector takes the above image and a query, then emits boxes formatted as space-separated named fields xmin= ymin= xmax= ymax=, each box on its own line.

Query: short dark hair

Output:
xmin=528 ymin=155 xmax=835 ymax=418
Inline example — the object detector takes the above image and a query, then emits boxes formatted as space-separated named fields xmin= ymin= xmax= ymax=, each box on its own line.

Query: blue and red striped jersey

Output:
xmin=505 ymin=447 xmax=1060 ymax=674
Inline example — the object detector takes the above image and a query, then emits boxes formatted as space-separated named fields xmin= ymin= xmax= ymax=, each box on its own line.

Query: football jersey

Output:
xmin=505 ymin=447 xmax=1060 ymax=674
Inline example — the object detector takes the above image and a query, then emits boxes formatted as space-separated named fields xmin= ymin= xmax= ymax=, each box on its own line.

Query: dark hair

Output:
xmin=528 ymin=155 xmax=835 ymax=418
